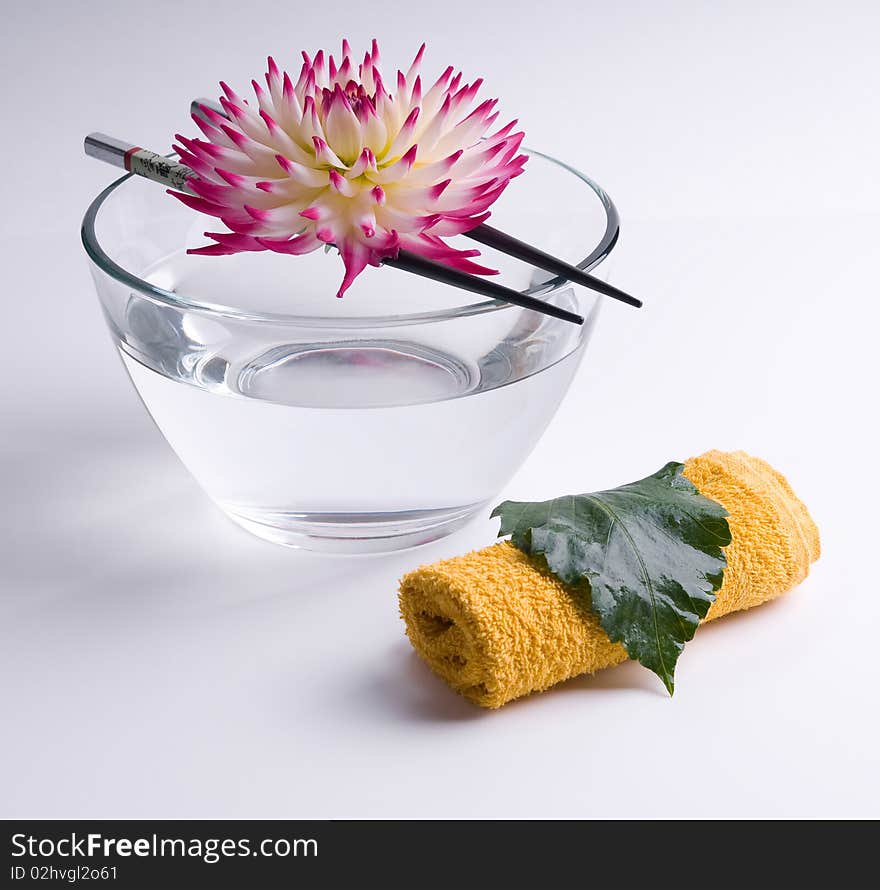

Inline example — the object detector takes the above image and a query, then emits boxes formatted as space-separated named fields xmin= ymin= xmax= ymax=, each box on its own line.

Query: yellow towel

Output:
xmin=399 ymin=450 xmax=820 ymax=708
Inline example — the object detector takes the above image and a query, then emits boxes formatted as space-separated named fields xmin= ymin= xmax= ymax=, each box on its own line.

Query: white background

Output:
xmin=2 ymin=0 xmax=878 ymax=818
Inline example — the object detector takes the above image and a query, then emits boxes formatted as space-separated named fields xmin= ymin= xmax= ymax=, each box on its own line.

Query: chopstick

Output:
xmin=193 ymin=98 xmax=642 ymax=311
xmin=463 ymin=224 xmax=641 ymax=308
xmin=84 ymin=132 xmax=583 ymax=325
xmin=382 ymin=251 xmax=585 ymax=323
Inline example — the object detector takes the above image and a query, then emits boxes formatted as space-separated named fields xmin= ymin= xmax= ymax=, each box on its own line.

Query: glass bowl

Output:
xmin=82 ymin=149 xmax=619 ymax=553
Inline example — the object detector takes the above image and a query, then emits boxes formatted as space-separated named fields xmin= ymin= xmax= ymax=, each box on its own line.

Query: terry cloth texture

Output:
xmin=399 ymin=450 xmax=820 ymax=708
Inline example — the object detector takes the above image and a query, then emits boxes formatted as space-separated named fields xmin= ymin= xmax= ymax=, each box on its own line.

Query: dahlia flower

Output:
xmin=171 ymin=40 xmax=526 ymax=296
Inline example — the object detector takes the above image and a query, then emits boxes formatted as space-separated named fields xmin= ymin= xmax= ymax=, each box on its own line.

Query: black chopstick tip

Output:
xmin=465 ymin=223 xmax=644 ymax=310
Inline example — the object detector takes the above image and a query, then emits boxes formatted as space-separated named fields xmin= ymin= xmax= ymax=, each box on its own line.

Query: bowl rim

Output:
xmin=81 ymin=147 xmax=619 ymax=328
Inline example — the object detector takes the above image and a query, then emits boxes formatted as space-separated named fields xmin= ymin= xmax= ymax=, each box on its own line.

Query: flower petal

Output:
xmin=323 ymin=85 xmax=362 ymax=163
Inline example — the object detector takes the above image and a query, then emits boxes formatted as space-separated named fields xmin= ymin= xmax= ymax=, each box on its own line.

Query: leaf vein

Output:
xmin=583 ymin=494 xmax=670 ymax=684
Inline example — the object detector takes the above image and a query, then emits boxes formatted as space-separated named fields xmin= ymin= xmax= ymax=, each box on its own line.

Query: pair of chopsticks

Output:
xmin=85 ymin=109 xmax=641 ymax=325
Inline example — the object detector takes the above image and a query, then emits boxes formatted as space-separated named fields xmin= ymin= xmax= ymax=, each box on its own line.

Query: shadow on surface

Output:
xmin=341 ymin=644 xmax=490 ymax=724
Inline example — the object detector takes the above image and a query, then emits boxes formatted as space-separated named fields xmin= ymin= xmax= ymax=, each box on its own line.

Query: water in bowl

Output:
xmin=115 ymin=250 xmax=592 ymax=551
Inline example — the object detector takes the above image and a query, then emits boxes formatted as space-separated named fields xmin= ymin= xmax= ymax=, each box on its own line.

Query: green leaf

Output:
xmin=491 ymin=462 xmax=731 ymax=694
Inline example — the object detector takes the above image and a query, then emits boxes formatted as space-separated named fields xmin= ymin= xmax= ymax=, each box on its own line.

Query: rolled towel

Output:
xmin=399 ymin=450 xmax=820 ymax=708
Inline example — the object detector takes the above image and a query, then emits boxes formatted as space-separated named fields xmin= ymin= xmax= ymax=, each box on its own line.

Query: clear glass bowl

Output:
xmin=82 ymin=149 xmax=619 ymax=553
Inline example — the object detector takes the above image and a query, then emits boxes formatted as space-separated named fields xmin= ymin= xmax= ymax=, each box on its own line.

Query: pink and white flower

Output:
xmin=171 ymin=40 xmax=526 ymax=296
